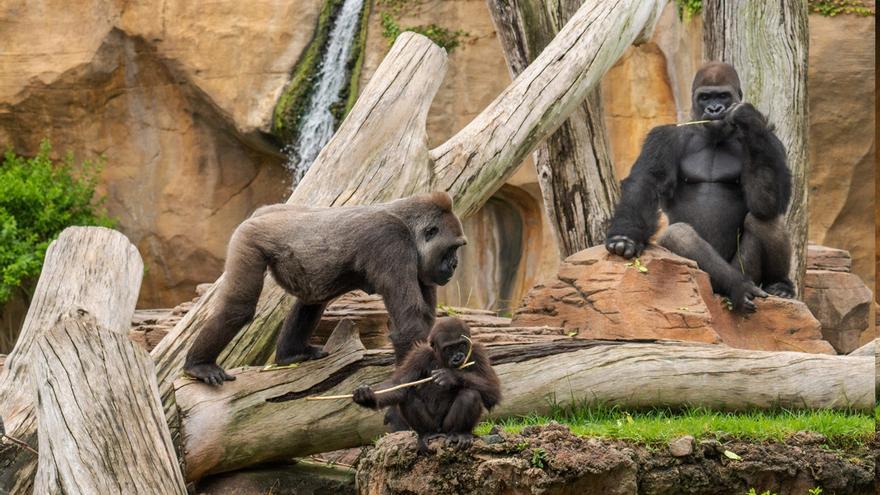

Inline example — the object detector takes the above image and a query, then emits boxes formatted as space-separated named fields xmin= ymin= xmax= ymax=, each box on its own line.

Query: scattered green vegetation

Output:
xmin=0 ymin=140 xmax=113 ymax=306
xmin=377 ymin=0 xmax=468 ymax=52
xmin=808 ymin=0 xmax=874 ymax=16
xmin=529 ymin=447 xmax=547 ymax=468
xmin=675 ymin=0 xmax=702 ymax=21
xmin=476 ymin=404 xmax=874 ymax=449
xmin=745 ymin=489 xmax=823 ymax=495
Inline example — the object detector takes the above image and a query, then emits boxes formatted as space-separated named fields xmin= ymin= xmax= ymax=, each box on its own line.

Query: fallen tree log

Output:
xmin=175 ymin=324 xmax=873 ymax=481
xmin=152 ymin=0 xmax=669 ymax=435
xmin=0 ymin=227 xmax=143 ymax=494
xmin=32 ymin=314 xmax=186 ymax=494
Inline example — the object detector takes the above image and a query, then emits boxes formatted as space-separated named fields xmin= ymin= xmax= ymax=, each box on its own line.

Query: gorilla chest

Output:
xmin=679 ymin=145 xmax=742 ymax=184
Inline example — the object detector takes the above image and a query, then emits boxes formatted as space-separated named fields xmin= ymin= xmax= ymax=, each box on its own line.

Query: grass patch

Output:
xmin=477 ymin=404 xmax=875 ymax=449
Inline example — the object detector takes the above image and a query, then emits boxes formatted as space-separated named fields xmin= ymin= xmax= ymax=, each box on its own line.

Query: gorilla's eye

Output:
xmin=424 ymin=226 xmax=439 ymax=241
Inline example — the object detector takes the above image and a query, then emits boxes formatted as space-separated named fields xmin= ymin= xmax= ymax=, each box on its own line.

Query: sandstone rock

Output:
xmin=513 ymin=245 xmax=836 ymax=354
xmin=513 ymin=246 xmax=722 ymax=344
xmin=803 ymin=270 xmax=872 ymax=354
xmin=807 ymin=245 xmax=853 ymax=273
xmin=668 ymin=435 xmax=695 ymax=457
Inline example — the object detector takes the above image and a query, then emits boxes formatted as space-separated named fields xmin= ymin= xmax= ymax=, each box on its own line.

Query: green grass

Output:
xmin=476 ymin=404 xmax=875 ymax=449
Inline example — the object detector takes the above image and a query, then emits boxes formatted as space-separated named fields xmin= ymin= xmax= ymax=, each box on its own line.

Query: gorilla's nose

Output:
xmin=705 ymin=104 xmax=725 ymax=116
xmin=450 ymin=352 xmax=465 ymax=366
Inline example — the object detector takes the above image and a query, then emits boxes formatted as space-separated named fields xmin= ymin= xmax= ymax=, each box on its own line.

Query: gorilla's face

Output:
xmin=430 ymin=317 xmax=471 ymax=368
xmin=694 ymin=85 xmax=740 ymax=120
xmin=419 ymin=212 xmax=467 ymax=286
xmin=690 ymin=62 xmax=743 ymax=120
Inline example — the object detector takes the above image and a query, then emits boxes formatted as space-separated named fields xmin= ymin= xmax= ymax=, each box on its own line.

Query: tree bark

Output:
xmin=702 ymin=0 xmax=810 ymax=295
xmin=32 ymin=314 xmax=186 ymax=494
xmin=175 ymin=325 xmax=873 ymax=481
xmin=152 ymin=0 xmax=669 ymax=434
xmin=487 ymin=0 xmax=620 ymax=255
xmin=0 ymin=227 xmax=143 ymax=495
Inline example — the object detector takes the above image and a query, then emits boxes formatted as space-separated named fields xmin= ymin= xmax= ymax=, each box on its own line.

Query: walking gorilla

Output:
xmin=605 ymin=62 xmax=795 ymax=313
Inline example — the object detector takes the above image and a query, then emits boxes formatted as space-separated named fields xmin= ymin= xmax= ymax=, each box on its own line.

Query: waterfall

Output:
xmin=285 ymin=0 xmax=365 ymax=184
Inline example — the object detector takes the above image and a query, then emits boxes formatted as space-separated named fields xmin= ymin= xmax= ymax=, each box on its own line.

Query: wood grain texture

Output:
xmin=152 ymin=1 xmax=668 ymax=434
xmin=32 ymin=315 xmax=186 ymax=494
xmin=0 ymin=227 xmax=143 ymax=494
xmin=487 ymin=0 xmax=620 ymax=254
xmin=703 ymin=0 xmax=810 ymax=294
xmin=176 ymin=337 xmax=872 ymax=480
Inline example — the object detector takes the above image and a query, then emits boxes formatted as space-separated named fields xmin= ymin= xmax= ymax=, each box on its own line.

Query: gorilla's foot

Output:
xmin=184 ymin=362 xmax=236 ymax=386
xmin=446 ymin=433 xmax=474 ymax=450
xmin=764 ymin=280 xmax=795 ymax=299
xmin=417 ymin=435 xmax=437 ymax=455
xmin=275 ymin=345 xmax=329 ymax=366
xmin=729 ymin=279 xmax=768 ymax=313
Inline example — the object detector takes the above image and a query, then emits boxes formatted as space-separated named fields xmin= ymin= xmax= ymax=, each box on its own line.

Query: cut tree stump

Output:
xmin=32 ymin=314 xmax=186 ymax=494
xmin=152 ymin=0 xmax=670 ymax=439
xmin=0 ymin=227 xmax=143 ymax=495
xmin=174 ymin=324 xmax=873 ymax=481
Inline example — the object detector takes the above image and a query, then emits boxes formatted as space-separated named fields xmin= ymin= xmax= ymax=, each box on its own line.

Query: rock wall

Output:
xmin=0 ymin=0 xmax=326 ymax=307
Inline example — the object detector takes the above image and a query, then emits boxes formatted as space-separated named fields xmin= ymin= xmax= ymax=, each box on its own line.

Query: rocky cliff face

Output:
xmin=0 ymin=0 xmax=873 ymax=310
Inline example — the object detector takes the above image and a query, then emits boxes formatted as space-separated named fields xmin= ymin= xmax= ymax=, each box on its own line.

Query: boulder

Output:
xmin=803 ymin=270 xmax=872 ymax=354
xmin=196 ymin=462 xmax=355 ymax=495
xmin=512 ymin=246 xmax=835 ymax=354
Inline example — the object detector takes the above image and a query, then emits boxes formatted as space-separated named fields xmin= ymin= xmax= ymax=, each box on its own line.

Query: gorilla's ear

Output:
xmin=428 ymin=191 xmax=453 ymax=212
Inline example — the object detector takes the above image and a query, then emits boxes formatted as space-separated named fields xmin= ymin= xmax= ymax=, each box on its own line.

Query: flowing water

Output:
xmin=285 ymin=0 xmax=365 ymax=185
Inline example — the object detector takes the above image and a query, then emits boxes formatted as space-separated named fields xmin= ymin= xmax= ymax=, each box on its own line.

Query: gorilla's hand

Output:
xmin=353 ymin=385 xmax=378 ymax=409
xmin=605 ymin=235 xmax=644 ymax=259
xmin=726 ymin=102 xmax=767 ymax=131
xmin=730 ymin=278 xmax=769 ymax=313
xmin=431 ymin=368 xmax=460 ymax=390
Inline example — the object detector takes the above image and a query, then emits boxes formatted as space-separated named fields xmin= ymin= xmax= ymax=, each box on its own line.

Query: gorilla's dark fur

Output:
xmin=352 ymin=317 xmax=501 ymax=454
xmin=185 ymin=192 xmax=467 ymax=385
xmin=606 ymin=62 xmax=795 ymax=312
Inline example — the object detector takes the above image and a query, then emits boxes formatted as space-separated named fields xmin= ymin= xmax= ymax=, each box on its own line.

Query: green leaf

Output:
xmin=723 ymin=449 xmax=742 ymax=460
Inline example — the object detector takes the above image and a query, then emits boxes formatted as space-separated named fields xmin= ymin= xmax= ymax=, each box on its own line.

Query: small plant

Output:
xmin=675 ymin=0 xmax=702 ymax=20
xmin=809 ymin=487 xmax=824 ymax=495
xmin=377 ymin=0 xmax=468 ymax=51
xmin=512 ymin=441 xmax=529 ymax=452
xmin=745 ymin=490 xmax=777 ymax=495
xmin=624 ymin=257 xmax=648 ymax=273
xmin=530 ymin=447 xmax=547 ymax=469
xmin=437 ymin=303 xmax=460 ymax=316
xmin=808 ymin=0 xmax=874 ymax=16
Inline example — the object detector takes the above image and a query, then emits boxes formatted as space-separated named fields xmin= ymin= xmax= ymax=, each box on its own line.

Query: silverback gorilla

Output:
xmin=605 ymin=62 xmax=795 ymax=313
xmin=352 ymin=317 xmax=501 ymax=454
xmin=185 ymin=192 xmax=467 ymax=385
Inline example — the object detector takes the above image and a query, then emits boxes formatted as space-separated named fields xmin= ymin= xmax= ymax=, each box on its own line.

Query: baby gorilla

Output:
xmin=352 ymin=317 xmax=501 ymax=454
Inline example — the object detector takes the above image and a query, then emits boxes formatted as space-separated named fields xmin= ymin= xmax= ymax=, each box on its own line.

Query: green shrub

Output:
xmin=0 ymin=140 xmax=114 ymax=305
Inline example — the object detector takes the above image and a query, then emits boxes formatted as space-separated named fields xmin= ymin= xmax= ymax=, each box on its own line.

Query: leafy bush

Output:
xmin=0 ymin=140 xmax=113 ymax=304
xmin=675 ymin=0 xmax=702 ymax=20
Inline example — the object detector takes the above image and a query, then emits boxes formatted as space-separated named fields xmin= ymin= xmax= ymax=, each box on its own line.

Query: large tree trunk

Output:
xmin=175 ymin=324 xmax=873 ymax=481
xmin=0 ymin=227 xmax=143 ymax=495
xmin=487 ymin=0 xmax=620 ymax=255
xmin=152 ymin=0 xmax=669 ymax=434
xmin=702 ymin=0 xmax=810 ymax=294
xmin=32 ymin=314 xmax=186 ymax=494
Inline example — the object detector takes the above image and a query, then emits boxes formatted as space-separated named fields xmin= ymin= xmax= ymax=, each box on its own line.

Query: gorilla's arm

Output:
xmin=352 ymin=346 xmax=434 ymax=409
xmin=454 ymin=346 xmax=501 ymax=410
xmin=606 ymin=125 xmax=682 ymax=257
xmin=732 ymin=103 xmax=792 ymax=219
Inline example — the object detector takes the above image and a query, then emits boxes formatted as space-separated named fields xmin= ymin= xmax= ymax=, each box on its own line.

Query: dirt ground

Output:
xmin=356 ymin=423 xmax=876 ymax=495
